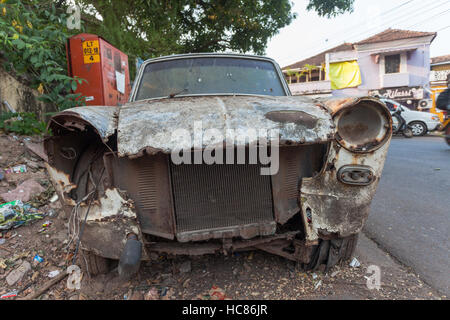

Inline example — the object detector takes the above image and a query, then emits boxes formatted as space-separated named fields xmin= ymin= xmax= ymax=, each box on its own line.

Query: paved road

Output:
xmin=365 ymin=136 xmax=450 ymax=296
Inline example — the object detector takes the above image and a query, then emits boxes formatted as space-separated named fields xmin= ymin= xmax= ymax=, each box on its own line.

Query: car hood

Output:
xmin=115 ymin=95 xmax=335 ymax=157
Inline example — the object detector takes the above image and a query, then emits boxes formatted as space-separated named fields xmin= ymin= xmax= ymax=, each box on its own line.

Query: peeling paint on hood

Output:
xmin=117 ymin=95 xmax=335 ymax=157
xmin=51 ymin=106 xmax=119 ymax=142
xmin=45 ymin=163 xmax=77 ymax=205
xmin=80 ymin=188 xmax=137 ymax=222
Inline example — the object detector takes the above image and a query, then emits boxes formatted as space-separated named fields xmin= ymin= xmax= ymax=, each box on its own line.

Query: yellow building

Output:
xmin=430 ymin=55 xmax=450 ymax=125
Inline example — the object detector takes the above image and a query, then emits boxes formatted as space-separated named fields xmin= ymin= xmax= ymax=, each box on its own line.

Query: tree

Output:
xmin=0 ymin=0 xmax=86 ymax=112
xmin=72 ymin=0 xmax=354 ymax=78
xmin=307 ymin=0 xmax=354 ymax=18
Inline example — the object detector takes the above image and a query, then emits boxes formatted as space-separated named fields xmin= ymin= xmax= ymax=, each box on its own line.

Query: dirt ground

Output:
xmin=0 ymin=133 xmax=445 ymax=300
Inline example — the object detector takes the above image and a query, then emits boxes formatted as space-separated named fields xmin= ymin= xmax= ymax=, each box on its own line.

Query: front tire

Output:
xmin=71 ymin=143 xmax=112 ymax=277
xmin=409 ymin=121 xmax=427 ymax=136
xmin=306 ymin=234 xmax=359 ymax=272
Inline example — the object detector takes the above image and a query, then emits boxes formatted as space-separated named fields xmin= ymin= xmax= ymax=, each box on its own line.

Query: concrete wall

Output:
xmin=328 ymin=42 xmax=433 ymax=99
xmin=288 ymin=80 xmax=331 ymax=95
xmin=0 ymin=64 xmax=56 ymax=120
xmin=287 ymin=35 xmax=434 ymax=99
xmin=355 ymin=52 xmax=380 ymax=90
xmin=327 ymin=50 xmax=370 ymax=97
xmin=407 ymin=45 xmax=430 ymax=87
xmin=354 ymin=36 xmax=434 ymax=91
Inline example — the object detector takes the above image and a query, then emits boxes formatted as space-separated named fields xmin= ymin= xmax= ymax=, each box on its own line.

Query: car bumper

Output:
xmin=425 ymin=121 xmax=442 ymax=132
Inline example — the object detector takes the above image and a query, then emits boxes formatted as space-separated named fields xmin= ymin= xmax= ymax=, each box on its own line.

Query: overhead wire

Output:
xmin=277 ymin=0 xmax=439 ymax=64
xmin=296 ymin=0 xmax=421 ymax=52
xmin=293 ymin=0 xmax=448 ymax=63
xmin=277 ymin=0 xmax=450 ymax=67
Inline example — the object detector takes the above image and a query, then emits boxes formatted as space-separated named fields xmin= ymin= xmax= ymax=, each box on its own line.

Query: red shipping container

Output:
xmin=66 ymin=33 xmax=131 ymax=106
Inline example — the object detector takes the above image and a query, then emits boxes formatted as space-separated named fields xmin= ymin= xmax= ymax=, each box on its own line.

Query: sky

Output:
xmin=266 ymin=0 xmax=450 ymax=68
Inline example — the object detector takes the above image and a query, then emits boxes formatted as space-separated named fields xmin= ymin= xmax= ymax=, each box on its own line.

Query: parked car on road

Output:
xmin=381 ymin=98 xmax=442 ymax=136
xmin=44 ymin=53 xmax=392 ymax=277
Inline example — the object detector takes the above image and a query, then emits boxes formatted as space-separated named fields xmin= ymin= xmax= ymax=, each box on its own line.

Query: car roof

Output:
xmin=144 ymin=52 xmax=279 ymax=67
xmin=141 ymin=52 xmax=279 ymax=65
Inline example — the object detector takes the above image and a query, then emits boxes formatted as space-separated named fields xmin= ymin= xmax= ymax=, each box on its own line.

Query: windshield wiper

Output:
xmin=168 ymin=88 xmax=188 ymax=98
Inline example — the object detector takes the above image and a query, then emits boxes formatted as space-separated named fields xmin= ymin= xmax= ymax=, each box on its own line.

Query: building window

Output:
xmin=385 ymin=54 xmax=400 ymax=74
xmin=310 ymin=69 xmax=320 ymax=81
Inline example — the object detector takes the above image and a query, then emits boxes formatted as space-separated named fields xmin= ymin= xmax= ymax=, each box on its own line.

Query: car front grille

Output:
xmin=170 ymin=162 xmax=274 ymax=233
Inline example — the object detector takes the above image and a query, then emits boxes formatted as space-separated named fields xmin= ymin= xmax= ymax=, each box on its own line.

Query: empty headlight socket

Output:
xmin=337 ymin=165 xmax=375 ymax=186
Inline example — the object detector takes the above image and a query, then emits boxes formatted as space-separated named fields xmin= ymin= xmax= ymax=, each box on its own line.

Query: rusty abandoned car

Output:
xmin=44 ymin=53 xmax=392 ymax=277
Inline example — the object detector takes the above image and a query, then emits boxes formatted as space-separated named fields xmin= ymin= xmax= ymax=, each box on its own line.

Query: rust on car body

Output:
xmin=322 ymin=97 xmax=392 ymax=153
xmin=264 ymin=110 xmax=319 ymax=128
xmin=319 ymin=97 xmax=359 ymax=115
xmin=116 ymin=95 xmax=335 ymax=158
xmin=50 ymin=106 xmax=119 ymax=142
xmin=43 ymin=53 xmax=392 ymax=271
xmin=300 ymin=139 xmax=390 ymax=241
xmin=103 ymin=152 xmax=176 ymax=240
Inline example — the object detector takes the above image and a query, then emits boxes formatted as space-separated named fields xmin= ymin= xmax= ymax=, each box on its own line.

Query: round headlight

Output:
xmin=334 ymin=98 xmax=392 ymax=152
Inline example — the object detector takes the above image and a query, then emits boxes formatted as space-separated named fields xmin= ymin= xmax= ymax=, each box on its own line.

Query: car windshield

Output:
xmin=134 ymin=57 xmax=286 ymax=100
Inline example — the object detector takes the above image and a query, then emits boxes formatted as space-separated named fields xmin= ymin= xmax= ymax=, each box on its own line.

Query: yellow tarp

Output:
xmin=329 ymin=60 xmax=361 ymax=90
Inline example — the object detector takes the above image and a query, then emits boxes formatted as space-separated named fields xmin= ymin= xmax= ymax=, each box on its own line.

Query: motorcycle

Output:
xmin=392 ymin=107 xmax=413 ymax=138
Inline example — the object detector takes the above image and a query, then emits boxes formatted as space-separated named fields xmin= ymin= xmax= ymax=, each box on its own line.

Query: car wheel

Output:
xmin=79 ymin=249 xmax=112 ymax=276
xmin=306 ymin=234 xmax=359 ymax=272
xmin=70 ymin=142 xmax=107 ymax=202
xmin=409 ymin=121 xmax=427 ymax=136
xmin=71 ymin=143 xmax=112 ymax=277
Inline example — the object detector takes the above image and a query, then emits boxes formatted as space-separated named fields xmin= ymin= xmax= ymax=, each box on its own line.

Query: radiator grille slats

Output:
xmin=284 ymin=156 xmax=301 ymax=199
xmin=171 ymin=163 xmax=274 ymax=233
xmin=136 ymin=160 xmax=158 ymax=212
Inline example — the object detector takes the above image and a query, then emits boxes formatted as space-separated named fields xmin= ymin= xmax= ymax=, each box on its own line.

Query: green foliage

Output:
xmin=0 ymin=0 xmax=354 ymax=119
xmin=75 ymin=0 xmax=354 ymax=80
xmin=306 ymin=0 xmax=354 ymax=18
xmin=0 ymin=0 xmax=86 ymax=112
xmin=0 ymin=112 xmax=50 ymax=136
xmin=75 ymin=0 xmax=297 ymax=79
xmin=285 ymin=63 xmax=321 ymax=79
